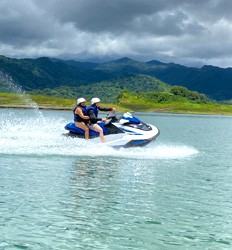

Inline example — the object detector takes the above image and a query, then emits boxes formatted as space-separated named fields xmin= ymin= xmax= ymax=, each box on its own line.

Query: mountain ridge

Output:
xmin=1 ymin=55 xmax=232 ymax=101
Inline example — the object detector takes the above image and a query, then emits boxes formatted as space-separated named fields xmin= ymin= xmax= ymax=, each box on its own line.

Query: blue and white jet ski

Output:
xmin=64 ymin=111 xmax=160 ymax=148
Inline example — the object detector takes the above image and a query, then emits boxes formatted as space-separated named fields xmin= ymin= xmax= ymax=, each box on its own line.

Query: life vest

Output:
xmin=87 ymin=105 xmax=99 ymax=117
xmin=73 ymin=105 xmax=87 ymax=122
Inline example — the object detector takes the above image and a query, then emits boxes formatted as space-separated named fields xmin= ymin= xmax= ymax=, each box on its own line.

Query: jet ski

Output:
xmin=64 ymin=111 xmax=160 ymax=148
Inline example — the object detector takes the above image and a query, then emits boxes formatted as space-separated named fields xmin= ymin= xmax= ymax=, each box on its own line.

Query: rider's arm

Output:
xmin=98 ymin=106 xmax=114 ymax=112
xmin=75 ymin=107 xmax=89 ymax=119
xmin=88 ymin=109 xmax=102 ymax=123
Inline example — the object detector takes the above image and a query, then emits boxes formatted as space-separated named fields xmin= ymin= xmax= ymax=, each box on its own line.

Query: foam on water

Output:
xmin=0 ymin=111 xmax=198 ymax=159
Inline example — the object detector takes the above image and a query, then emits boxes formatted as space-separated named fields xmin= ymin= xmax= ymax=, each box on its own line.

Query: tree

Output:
xmin=170 ymin=86 xmax=189 ymax=97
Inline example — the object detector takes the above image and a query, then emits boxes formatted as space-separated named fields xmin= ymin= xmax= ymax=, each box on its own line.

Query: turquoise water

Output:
xmin=1 ymin=109 xmax=232 ymax=249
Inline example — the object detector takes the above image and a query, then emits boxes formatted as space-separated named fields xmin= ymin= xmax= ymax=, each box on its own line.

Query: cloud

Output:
xmin=0 ymin=0 xmax=52 ymax=46
xmin=0 ymin=0 xmax=232 ymax=67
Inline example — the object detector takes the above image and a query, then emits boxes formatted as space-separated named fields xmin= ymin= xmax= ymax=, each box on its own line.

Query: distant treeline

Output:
xmin=117 ymin=86 xmax=207 ymax=105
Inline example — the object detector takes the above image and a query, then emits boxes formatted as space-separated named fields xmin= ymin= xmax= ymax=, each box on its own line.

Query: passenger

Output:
xmin=73 ymin=98 xmax=90 ymax=140
xmin=87 ymin=97 xmax=115 ymax=143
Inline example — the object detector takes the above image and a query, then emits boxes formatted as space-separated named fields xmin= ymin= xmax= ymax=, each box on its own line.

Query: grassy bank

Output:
xmin=0 ymin=92 xmax=74 ymax=110
xmin=1 ymin=92 xmax=232 ymax=115
xmin=118 ymin=92 xmax=232 ymax=115
xmin=120 ymin=101 xmax=232 ymax=115
xmin=0 ymin=92 xmax=129 ymax=112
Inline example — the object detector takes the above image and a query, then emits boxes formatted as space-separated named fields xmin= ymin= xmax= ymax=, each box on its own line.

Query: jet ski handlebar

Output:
xmin=106 ymin=110 xmax=117 ymax=119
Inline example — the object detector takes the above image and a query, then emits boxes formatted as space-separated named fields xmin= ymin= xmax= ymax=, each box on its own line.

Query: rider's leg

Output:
xmin=75 ymin=122 xmax=89 ymax=140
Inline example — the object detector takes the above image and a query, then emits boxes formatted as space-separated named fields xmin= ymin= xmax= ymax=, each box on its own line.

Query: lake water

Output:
xmin=1 ymin=109 xmax=232 ymax=250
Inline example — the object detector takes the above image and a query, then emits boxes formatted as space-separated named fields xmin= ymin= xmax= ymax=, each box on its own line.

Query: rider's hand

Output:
xmin=102 ymin=118 xmax=108 ymax=122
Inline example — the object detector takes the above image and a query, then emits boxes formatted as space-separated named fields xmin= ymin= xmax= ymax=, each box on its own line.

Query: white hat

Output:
xmin=77 ymin=97 xmax=86 ymax=105
xmin=91 ymin=97 xmax=100 ymax=105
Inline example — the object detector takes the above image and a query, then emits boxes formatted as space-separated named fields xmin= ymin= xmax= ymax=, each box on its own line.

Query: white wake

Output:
xmin=0 ymin=111 xmax=198 ymax=159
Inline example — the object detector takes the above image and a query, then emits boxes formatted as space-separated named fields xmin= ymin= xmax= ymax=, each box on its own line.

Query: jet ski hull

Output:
xmin=100 ymin=124 xmax=160 ymax=148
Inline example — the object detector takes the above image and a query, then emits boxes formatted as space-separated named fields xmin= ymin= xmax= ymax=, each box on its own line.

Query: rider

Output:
xmin=73 ymin=97 xmax=90 ymax=140
xmin=87 ymin=97 xmax=115 ymax=143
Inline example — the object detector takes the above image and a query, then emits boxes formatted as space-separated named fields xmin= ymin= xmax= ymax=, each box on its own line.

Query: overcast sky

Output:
xmin=0 ymin=0 xmax=232 ymax=67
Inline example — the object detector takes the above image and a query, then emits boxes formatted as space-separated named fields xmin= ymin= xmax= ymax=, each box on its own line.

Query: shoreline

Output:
xmin=1 ymin=92 xmax=232 ymax=116
xmin=1 ymin=104 xmax=232 ymax=116
xmin=0 ymin=104 xmax=72 ymax=110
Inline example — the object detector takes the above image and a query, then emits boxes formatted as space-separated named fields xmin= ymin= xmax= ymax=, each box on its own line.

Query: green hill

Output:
xmin=96 ymin=57 xmax=153 ymax=74
xmin=29 ymin=73 xmax=170 ymax=103
xmin=0 ymin=56 xmax=111 ymax=91
xmin=96 ymin=58 xmax=232 ymax=101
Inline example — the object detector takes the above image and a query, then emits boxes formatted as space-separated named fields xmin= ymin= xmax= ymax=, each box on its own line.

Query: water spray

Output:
xmin=0 ymin=70 xmax=39 ymax=110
